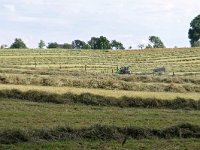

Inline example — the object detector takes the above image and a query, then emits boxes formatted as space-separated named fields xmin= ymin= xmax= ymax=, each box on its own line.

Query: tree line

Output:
xmin=1 ymin=14 xmax=200 ymax=49
xmin=3 ymin=35 xmax=166 ymax=50
xmin=45 ymin=36 xmax=125 ymax=50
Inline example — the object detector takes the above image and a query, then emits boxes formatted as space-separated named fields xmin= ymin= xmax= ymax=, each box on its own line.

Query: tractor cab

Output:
xmin=115 ymin=65 xmax=131 ymax=74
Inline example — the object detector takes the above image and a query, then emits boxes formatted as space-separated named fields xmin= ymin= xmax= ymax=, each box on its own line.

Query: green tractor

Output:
xmin=115 ymin=65 xmax=131 ymax=74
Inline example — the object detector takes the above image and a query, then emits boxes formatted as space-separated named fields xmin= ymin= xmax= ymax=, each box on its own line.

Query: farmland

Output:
xmin=0 ymin=48 xmax=200 ymax=149
xmin=0 ymin=48 xmax=200 ymax=74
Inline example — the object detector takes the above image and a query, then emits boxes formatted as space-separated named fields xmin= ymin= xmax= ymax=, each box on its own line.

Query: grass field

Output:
xmin=1 ymin=98 xmax=200 ymax=129
xmin=0 ymin=48 xmax=200 ymax=149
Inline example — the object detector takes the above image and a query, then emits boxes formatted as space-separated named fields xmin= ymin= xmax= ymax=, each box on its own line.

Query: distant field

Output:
xmin=0 ymin=48 xmax=200 ymax=74
xmin=0 ymin=48 xmax=199 ymax=149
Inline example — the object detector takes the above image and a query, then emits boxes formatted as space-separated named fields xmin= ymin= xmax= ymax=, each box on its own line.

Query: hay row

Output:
xmin=1 ymin=72 xmax=200 ymax=85
xmin=1 ymin=123 xmax=200 ymax=144
xmin=0 ymin=89 xmax=199 ymax=110
xmin=0 ymin=74 xmax=200 ymax=93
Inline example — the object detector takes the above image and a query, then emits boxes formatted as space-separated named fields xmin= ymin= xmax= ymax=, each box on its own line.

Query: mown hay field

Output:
xmin=0 ymin=48 xmax=200 ymax=74
xmin=0 ymin=48 xmax=200 ymax=149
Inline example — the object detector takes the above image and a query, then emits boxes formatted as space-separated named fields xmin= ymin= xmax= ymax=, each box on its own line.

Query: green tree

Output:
xmin=149 ymin=36 xmax=165 ymax=48
xmin=63 ymin=43 xmax=72 ymax=49
xmin=146 ymin=44 xmax=153 ymax=49
xmin=192 ymin=41 xmax=200 ymax=47
xmin=47 ymin=42 xmax=59 ymax=48
xmin=99 ymin=36 xmax=111 ymax=49
xmin=10 ymin=38 xmax=27 ymax=49
xmin=72 ymin=40 xmax=87 ymax=49
xmin=188 ymin=15 xmax=200 ymax=47
xmin=82 ymin=44 xmax=91 ymax=49
xmin=111 ymin=40 xmax=125 ymax=50
xmin=38 ymin=40 xmax=45 ymax=49
xmin=88 ymin=37 xmax=100 ymax=49
xmin=88 ymin=36 xmax=111 ymax=49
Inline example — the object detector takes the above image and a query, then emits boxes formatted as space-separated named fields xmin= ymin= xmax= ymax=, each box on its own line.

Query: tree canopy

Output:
xmin=88 ymin=37 xmax=100 ymax=49
xmin=8 ymin=36 xmax=125 ymax=50
xmin=10 ymin=38 xmax=27 ymax=49
xmin=99 ymin=36 xmax=111 ymax=49
xmin=148 ymin=36 xmax=165 ymax=48
xmin=63 ymin=43 xmax=72 ymax=49
xmin=111 ymin=40 xmax=125 ymax=50
xmin=146 ymin=44 xmax=153 ymax=49
xmin=38 ymin=40 xmax=45 ymax=49
xmin=188 ymin=14 xmax=200 ymax=47
xmin=88 ymin=36 xmax=111 ymax=49
xmin=47 ymin=42 xmax=59 ymax=48
xmin=72 ymin=40 xmax=90 ymax=49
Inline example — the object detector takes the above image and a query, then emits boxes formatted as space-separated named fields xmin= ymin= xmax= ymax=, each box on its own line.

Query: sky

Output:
xmin=0 ymin=0 xmax=199 ymax=49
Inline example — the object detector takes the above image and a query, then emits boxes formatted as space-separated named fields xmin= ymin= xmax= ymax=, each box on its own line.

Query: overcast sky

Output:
xmin=0 ymin=0 xmax=199 ymax=48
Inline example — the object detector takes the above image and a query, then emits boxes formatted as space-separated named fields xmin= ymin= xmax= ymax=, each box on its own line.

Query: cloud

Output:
xmin=3 ymin=4 xmax=16 ymax=12
xmin=8 ymin=15 xmax=70 ymax=26
xmin=0 ymin=0 xmax=200 ymax=48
